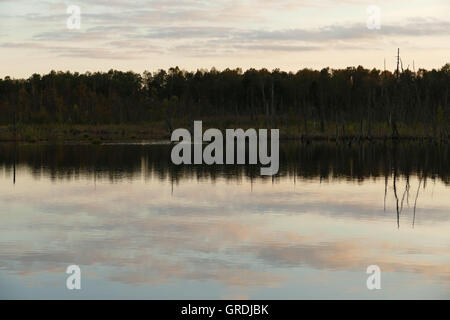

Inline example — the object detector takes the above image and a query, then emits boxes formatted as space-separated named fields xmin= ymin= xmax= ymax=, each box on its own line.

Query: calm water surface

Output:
xmin=0 ymin=142 xmax=449 ymax=299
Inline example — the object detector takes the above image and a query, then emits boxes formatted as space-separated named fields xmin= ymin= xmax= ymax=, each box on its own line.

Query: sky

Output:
xmin=0 ymin=0 xmax=449 ymax=78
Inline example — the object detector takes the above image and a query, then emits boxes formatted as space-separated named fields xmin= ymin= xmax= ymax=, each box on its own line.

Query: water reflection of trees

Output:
xmin=389 ymin=160 xmax=425 ymax=229
xmin=0 ymin=142 xmax=448 ymax=185
xmin=1 ymin=142 xmax=448 ymax=228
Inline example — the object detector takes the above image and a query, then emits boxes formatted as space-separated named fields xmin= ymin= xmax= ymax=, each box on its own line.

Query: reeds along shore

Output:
xmin=0 ymin=118 xmax=448 ymax=144
xmin=0 ymin=64 xmax=449 ymax=143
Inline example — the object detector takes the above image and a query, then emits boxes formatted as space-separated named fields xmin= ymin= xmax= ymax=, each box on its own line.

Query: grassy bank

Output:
xmin=0 ymin=118 xmax=448 ymax=144
xmin=0 ymin=123 xmax=169 ymax=143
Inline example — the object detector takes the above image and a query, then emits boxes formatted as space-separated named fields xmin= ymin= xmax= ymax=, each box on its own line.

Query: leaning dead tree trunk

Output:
xmin=366 ymin=90 xmax=371 ymax=139
xmin=260 ymin=81 xmax=268 ymax=117
xmin=390 ymin=48 xmax=401 ymax=139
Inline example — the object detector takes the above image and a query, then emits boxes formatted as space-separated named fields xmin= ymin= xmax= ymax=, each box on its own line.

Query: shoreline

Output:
xmin=0 ymin=123 xmax=448 ymax=144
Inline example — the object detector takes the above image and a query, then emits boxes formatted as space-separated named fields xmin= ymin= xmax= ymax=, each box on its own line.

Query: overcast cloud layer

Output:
xmin=0 ymin=0 xmax=449 ymax=77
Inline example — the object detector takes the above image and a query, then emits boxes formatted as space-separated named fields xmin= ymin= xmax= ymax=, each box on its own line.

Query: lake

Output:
xmin=0 ymin=142 xmax=449 ymax=299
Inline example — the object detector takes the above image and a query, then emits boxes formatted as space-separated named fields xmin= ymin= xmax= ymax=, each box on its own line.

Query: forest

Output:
xmin=0 ymin=63 xmax=449 ymax=141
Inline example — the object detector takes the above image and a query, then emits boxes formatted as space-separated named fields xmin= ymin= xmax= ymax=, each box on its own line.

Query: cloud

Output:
xmin=237 ymin=19 xmax=450 ymax=42
xmin=0 ymin=40 xmax=161 ymax=59
xmin=232 ymin=44 xmax=320 ymax=52
xmin=1 ymin=168 xmax=449 ymax=294
xmin=2 ymin=17 xmax=442 ymax=61
xmin=143 ymin=26 xmax=234 ymax=39
xmin=1 ymin=0 xmax=449 ymax=77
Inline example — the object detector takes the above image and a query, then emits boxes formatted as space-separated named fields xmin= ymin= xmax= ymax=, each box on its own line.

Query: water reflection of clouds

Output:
xmin=0 ymin=172 xmax=449 ymax=298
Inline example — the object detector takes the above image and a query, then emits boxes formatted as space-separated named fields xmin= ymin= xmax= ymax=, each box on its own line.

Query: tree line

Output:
xmin=0 ymin=64 xmax=449 ymax=138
